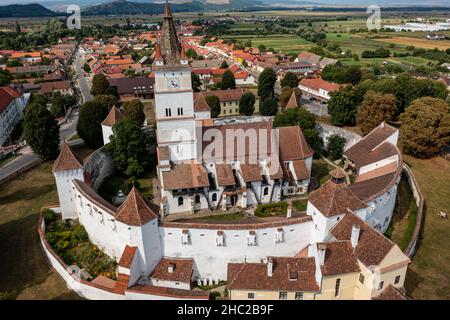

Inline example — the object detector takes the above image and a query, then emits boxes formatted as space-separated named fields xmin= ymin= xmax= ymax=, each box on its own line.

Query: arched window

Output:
xmin=178 ymin=196 xmax=184 ymax=206
xmin=195 ymin=195 xmax=201 ymax=204
xmin=212 ymin=193 xmax=217 ymax=202
xmin=263 ymin=187 xmax=269 ymax=196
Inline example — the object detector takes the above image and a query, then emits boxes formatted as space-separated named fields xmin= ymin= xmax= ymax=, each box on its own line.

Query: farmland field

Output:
xmin=222 ymin=34 xmax=312 ymax=54
xmin=374 ymin=37 xmax=450 ymax=50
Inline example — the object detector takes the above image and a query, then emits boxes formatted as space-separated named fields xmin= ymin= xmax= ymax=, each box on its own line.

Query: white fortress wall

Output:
xmin=160 ymin=220 xmax=313 ymax=280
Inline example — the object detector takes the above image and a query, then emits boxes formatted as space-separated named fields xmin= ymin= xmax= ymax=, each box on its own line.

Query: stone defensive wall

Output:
xmin=316 ymin=122 xmax=362 ymax=150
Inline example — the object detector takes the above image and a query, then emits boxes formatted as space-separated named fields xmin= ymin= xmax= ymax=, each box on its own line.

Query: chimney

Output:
xmin=267 ymin=258 xmax=273 ymax=277
xmin=168 ymin=262 xmax=174 ymax=273
xmin=287 ymin=205 xmax=292 ymax=218
xmin=351 ymin=224 xmax=360 ymax=249
xmin=318 ymin=244 xmax=326 ymax=266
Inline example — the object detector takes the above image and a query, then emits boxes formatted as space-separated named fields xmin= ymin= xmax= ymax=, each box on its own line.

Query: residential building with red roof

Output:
xmin=298 ymin=77 xmax=340 ymax=102
xmin=0 ymin=85 xmax=28 ymax=146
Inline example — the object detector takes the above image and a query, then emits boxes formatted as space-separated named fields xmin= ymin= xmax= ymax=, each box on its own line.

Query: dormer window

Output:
xmin=216 ymin=231 xmax=224 ymax=247
xmin=181 ymin=230 xmax=190 ymax=245
xmin=247 ymin=231 xmax=256 ymax=246
xmin=275 ymin=228 xmax=284 ymax=243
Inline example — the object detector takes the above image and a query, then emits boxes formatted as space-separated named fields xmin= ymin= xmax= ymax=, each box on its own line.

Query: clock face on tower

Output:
xmin=167 ymin=78 xmax=181 ymax=90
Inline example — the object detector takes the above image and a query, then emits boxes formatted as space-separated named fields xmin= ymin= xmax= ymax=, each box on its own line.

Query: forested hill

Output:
xmin=0 ymin=4 xmax=57 ymax=18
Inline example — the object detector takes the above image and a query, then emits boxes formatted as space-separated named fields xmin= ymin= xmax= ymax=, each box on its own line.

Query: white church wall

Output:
xmin=54 ymin=169 xmax=85 ymax=220
xmin=101 ymin=125 xmax=113 ymax=145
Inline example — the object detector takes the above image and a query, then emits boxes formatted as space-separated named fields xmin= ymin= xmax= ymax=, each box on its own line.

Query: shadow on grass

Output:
xmin=0 ymin=212 xmax=52 ymax=293
xmin=0 ymin=184 xmax=56 ymax=205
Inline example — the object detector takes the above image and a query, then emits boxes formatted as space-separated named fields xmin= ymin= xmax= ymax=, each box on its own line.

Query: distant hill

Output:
xmin=82 ymin=0 xmax=262 ymax=16
xmin=0 ymin=4 xmax=57 ymax=18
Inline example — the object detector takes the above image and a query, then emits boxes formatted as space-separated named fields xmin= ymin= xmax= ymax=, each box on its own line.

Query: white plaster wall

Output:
xmin=160 ymin=221 xmax=312 ymax=280
xmin=55 ymin=169 xmax=85 ymax=220
xmin=365 ymin=183 xmax=399 ymax=233
xmin=359 ymin=155 xmax=398 ymax=175
xmin=102 ymin=125 xmax=113 ymax=145
xmin=307 ymin=202 xmax=344 ymax=243
xmin=150 ymin=279 xmax=190 ymax=291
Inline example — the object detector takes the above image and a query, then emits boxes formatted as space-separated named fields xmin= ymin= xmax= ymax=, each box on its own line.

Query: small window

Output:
xmin=335 ymin=278 xmax=341 ymax=297
xmin=394 ymin=275 xmax=401 ymax=285
xmin=248 ymin=292 xmax=254 ymax=299
xmin=178 ymin=196 xmax=184 ymax=206
xmin=195 ymin=194 xmax=201 ymax=204
xmin=295 ymin=292 xmax=303 ymax=300
xmin=359 ymin=274 xmax=365 ymax=284
xmin=378 ymin=281 xmax=384 ymax=290
xmin=279 ymin=291 xmax=288 ymax=300
xmin=263 ymin=187 xmax=269 ymax=196
xmin=212 ymin=193 xmax=217 ymax=202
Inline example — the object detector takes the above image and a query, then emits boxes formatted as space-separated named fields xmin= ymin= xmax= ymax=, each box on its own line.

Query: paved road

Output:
xmin=300 ymin=98 xmax=329 ymax=117
xmin=75 ymin=52 xmax=93 ymax=103
xmin=0 ymin=48 xmax=89 ymax=183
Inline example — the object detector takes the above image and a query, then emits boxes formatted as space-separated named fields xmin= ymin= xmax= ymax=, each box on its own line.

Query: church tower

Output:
xmin=154 ymin=1 xmax=196 ymax=163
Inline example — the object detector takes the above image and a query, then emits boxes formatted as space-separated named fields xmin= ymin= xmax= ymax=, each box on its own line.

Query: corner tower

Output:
xmin=53 ymin=143 xmax=85 ymax=220
xmin=154 ymin=0 xmax=196 ymax=163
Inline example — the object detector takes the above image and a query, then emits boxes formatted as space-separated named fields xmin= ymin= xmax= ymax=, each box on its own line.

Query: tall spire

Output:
xmin=160 ymin=0 xmax=181 ymax=65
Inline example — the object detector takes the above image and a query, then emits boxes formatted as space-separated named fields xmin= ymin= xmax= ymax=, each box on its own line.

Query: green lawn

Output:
xmin=0 ymin=146 xmax=94 ymax=300
xmin=402 ymin=155 xmax=450 ymax=300
xmin=292 ymin=199 xmax=308 ymax=212
xmin=311 ymin=158 xmax=334 ymax=186
xmin=222 ymin=34 xmax=312 ymax=54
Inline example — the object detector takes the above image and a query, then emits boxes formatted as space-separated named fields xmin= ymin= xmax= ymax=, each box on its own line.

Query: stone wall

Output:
xmin=83 ymin=146 xmax=114 ymax=191
xmin=316 ymin=123 xmax=362 ymax=150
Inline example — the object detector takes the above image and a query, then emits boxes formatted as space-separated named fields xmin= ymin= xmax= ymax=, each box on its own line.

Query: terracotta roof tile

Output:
xmin=278 ymin=126 xmax=314 ymax=160
xmin=162 ymin=163 xmax=210 ymax=190
xmin=227 ymin=257 xmax=319 ymax=292
xmin=215 ymin=164 xmax=235 ymax=186
xmin=373 ymin=284 xmax=407 ymax=300
xmin=240 ymin=164 xmax=262 ymax=182
xmin=308 ymin=178 xmax=366 ymax=217
xmin=193 ymin=93 xmax=211 ymax=112
xmin=299 ymin=78 xmax=339 ymax=93
xmin=115 ymin=188 xmax=158 ymax=226
xmin=118 ymin=245 xmax=137 ymax=269
xmin=330 ymin=213 xmax=395 ymax=267
xmin=285 ymin=91 xmax=299 ymax=109
xmin=292 ymin=160 xmax=309 ymax=180
xmin=318 ymin=241 xmax=360 ymax=276
xmin=101 ymin=106 xmax=124 ymax=127
xmin=53 ymin=143 xmax=83 ymax=173
xmin=150 ymin=257 xmax=193 ymax=284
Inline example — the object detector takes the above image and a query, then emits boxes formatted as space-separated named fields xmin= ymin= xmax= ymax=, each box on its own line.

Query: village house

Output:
xmin=0 ymin=86 xmax=29 ymax=146
xmin=40 ymin=80 xmax=73 ymax=96
xmin=109 ymin=77 xmax=155 ymax=101
xmin=197 ymin=88 xmax=260 ymax=117
xmin=298 ymin=78 xmax=340 ymax=103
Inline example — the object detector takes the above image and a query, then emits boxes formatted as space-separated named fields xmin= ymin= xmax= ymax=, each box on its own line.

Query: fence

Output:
xmin=402 ymin=163 xmax=425 ymax=258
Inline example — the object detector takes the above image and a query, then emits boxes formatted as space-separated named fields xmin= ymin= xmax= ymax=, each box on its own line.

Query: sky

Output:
xmin=2 ymin=0 xmax=450 ymax=7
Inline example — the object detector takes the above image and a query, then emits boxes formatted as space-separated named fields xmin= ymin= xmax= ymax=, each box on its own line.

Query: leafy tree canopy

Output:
xmin=356 ymin=91 xmax=397 ymax=135
xmin=76 ymin=100 xmax=109 ymax=148
xmin=205 ymin=95 xmax=221 ymax=118
xmin=124 ymin=99 xmax=145 ymax=126
xmin=258 ymin=68 xmax=277 ymax=100
xmin=239 ymin=92 xmax=256 ymax=116
xmin=221 ymin=70 xmax=236 ymax=90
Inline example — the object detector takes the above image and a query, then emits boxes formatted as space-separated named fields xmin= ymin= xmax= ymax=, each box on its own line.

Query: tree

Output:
xmin=322 ymin=64 xmax=361 ymax=85
xmin=280 ymin=72 xmax=299 ymax=88
xmin=327 ymin=85 xmax=360 ymax=126
xmin=6 ymin=60 xmax=22 ymax=67
xmin=50 ymin=94 xmax=76 ymax=117
xmin=221 ymin=70 xmax=236 ymax=90
xmin=220 ymin=60 xmax=229 ymax=69
xmin=124 ymin=99 xmax=146 ymax=126
xmin=94 ymin=94 xmax=119 ymax=110
xmin=15 ymin=21 xmax=21 ymax=34
xmin=191 ymin=72 xmax=201 ymax=92
xmin=273 ymin=107 xmax=323 ymax=151
xmin=400 ymin=97 xmax=450 ymax=158
xmin=356 ymin=91 xmax=397 ymax=135
xmin=83 ymin=63 xmax=91 ymax=73
xmin=327 ymin=135 xmax=346 ymax=160
xmin=23 ymin=103 xmax=60 ymax=160
xmin=106 ymin=119 xmax=150 ymax=178
xmin=186 ymin=48 xmax=198 ymax=59
xmin=280 ymin=86 xmax=301 ymax=109
xmin=260 ymin=97 xmax=278 ymax=116
xmin=205 ymin=95 xmax=221 ymax=118
xmin=90 ymin=74 xmax=112 ymax=96
xmin=239 ymin=92 xmax=256 ymax=116
xmin=0 ymin=69 xmax=12 ymax=86
xmin=258 ymin=68 xmax=277 ymax=100
xmin=76 ymin=100 xmax=109 ymax=148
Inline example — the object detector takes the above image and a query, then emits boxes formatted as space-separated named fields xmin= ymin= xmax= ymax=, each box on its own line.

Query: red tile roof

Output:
xmin=373 ymin=284 xmax=408 ymax=300
xmin=52 ymin=143 xmax=83 ymax=173
xmin=162 ymin=163 xmax=210 ymax=190
xmin=318 ymin=241 xmax=360 ymax=276
xmin=115 ymin=187 xmax=158 ymax=226
xmin=278 ymin=126 xmax=314 ymax=160
xmin=101 ymin=106 xmax=124 ymax=127
xmin=308 ymin=178 xmax=366 ymax=217
xmin=118 ymin=245 xmax=137 ymax=269
xmin=150 ymin=257 xmax=194 ymax=284
xmin=215 ymin=164 xmax=235 ymax=186
xmin=299 ymin=78 xmax=339 ymax=93
xmin=228 ymin=257 xmax=319 ymax=292
xmin=285 ymin=91 xmax=299 ymax=109
xmin=0 ymin=86 xmax=19 ymax=114
xmin=193 ymin=93 xmax=211 ymax=112
xmin=292 ymin=160 xmax=309 ymax=180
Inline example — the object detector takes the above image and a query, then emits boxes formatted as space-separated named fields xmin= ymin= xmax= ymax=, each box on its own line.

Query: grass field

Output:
xmin=222 ymin=34 xmax=312 ymax=54
xmin=402 ymin=155 xmax=450 ymax=300
xmin=374 ymin=37 xmax=450 ymax=50
xmin=0 ymin=145 xmax=94 ymax=300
